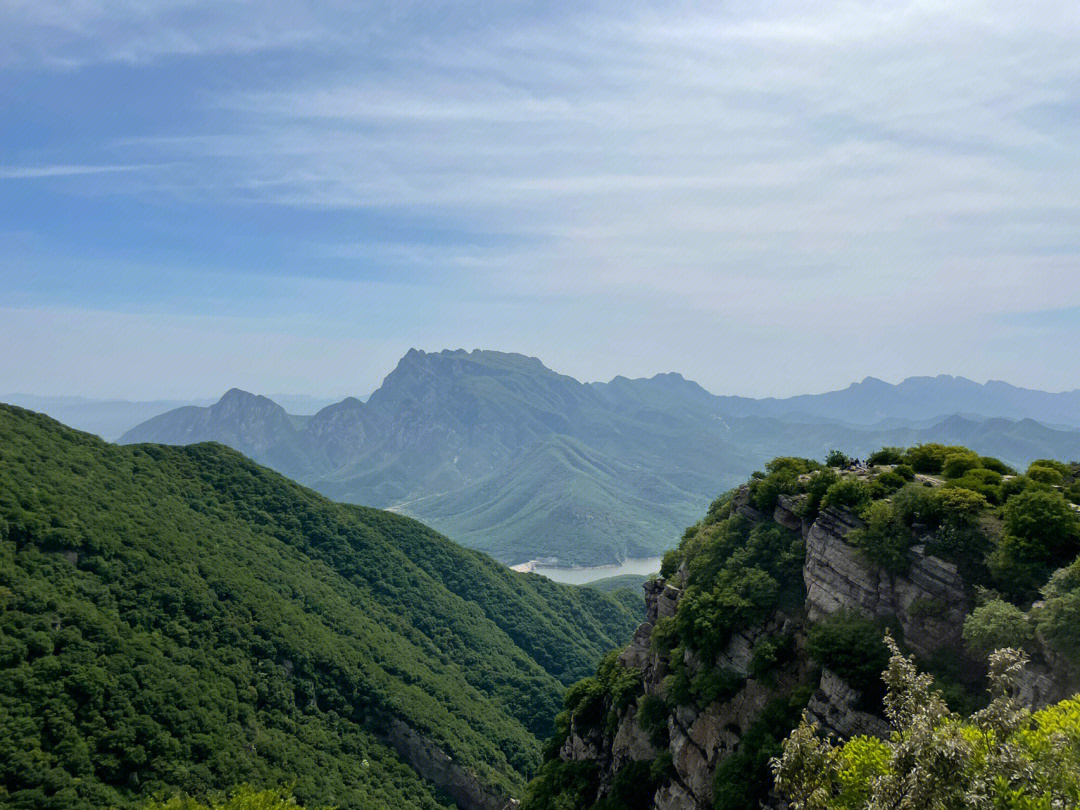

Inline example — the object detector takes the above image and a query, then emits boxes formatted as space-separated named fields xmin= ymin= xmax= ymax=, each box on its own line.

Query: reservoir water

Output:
xmin=530 ymin=556 xmax=663 ymax=586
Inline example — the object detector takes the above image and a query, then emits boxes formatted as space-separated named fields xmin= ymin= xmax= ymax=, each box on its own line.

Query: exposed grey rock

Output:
xmin=381 ymin=716 xmax=515 ymax=810
xmin=773 ymin=494 xmax=805 ymax=532
xmin=611 ymin=705 xmax=658 ymax=769
xmin=803 ymin=508 xmax=967 ymax=657
xmin=805 ymin=669 xmax=891 ymax=740
xmin=654 ymin=781 xmax=699 ymax=810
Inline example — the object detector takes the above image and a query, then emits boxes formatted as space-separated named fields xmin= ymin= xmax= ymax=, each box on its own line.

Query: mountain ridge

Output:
xmin=0 ymin=404 xmax=643 ymax=809
xmin=76 ymin=351 xmax=1080 ymax=565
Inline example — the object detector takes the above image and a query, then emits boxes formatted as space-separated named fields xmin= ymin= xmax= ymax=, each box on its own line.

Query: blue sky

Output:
xmin=3 ymin=0 xmax=1080 ymax=399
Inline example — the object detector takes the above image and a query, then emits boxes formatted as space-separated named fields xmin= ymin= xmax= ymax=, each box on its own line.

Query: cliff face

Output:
xmin=553 ymin=483 xmax=1076 ymax=810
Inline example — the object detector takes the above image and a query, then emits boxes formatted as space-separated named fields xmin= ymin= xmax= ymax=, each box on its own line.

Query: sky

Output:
xmin=2 ymin=0 xmax=1080 ymax=400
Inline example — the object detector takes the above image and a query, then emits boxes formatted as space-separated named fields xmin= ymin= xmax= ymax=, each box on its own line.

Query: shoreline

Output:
xmin=508 ymin=555 xmax=664 ymax=584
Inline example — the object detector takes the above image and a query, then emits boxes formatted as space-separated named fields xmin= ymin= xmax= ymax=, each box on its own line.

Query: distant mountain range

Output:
xmin=0 ymin=393 xmax=349 ymax=440
xmin=713 ymin=374 xmax=1080 ymax=428
xmin=12 ymin=351 xmax=1080 ymax=566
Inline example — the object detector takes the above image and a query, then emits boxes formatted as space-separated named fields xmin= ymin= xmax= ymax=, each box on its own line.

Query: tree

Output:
xmin=962 ymin=599 xmax=1033 ymax=654
xmin=826 ymin=450 xmax=851 ymax=468
xmin=773 ymin=637 xmax=1080 ymax=809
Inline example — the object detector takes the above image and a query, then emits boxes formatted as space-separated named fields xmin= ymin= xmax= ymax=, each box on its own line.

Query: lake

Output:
xmin=530 ymin=556 xmax=663 ymax=586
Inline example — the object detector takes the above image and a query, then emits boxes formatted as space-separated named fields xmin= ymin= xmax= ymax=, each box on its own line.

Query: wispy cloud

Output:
xmin=0 ymin=163 xmax=159 ymax=178
xmin=3 ymin=1 xmax=1080 ymax=395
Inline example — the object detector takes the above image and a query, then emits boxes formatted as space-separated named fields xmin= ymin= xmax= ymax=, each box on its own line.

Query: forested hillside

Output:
xmin=0 ymin=405 xmax=641 ymax=810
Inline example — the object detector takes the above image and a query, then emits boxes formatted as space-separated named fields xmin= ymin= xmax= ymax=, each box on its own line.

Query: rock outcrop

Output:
xmin=555 ymin=491 xmax=1076 ymax=810
xmin=803 ymin=507 xmax=967 ymax=657
xmin=382 ymin=717 xmax=518 ymax=810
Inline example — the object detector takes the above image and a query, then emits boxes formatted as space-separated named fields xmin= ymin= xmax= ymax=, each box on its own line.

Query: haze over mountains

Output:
xmin=93 ymin=349 xmax=1080 ymax=567
xmin=0 ymin=394 xmax=347 ymax=440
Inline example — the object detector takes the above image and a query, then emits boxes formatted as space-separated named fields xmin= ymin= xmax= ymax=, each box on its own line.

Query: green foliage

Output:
xmin=138 ymin=785 xmax=330 ymax=810
xmin=820 ymin=477 xmax=871 ymax=513
xmin=636 ymin=695 xmax=670 ymax=748
xmin=990 ymin=487 xmax=1080 ymax=599
xmin=867 ymin=447 xmax=904 ymax=466
xmin=711 ymin=684 xmax=816 ymax=810
xmin=977 ymin=455 xmax=1014 ymax=475
xmin=583 ymin=574 xmax=652 ymax=594
xmin=946 ymin=467 xmax=1003 ymax=504
xmin=592 ymin=760 xmax=661 ymax=810
xmin=0 ymin=406 xmax=643 ymax=809
xmin=775 ymin=642 xmax=1080 ymax=810
xmin=1036 ymin=561 xmax=1080 ymax=663
xmin=963 ymin=599 xmax=1033 ymax=654
xmin=520 ymin=759 xmax=599 ymax=810
xmin=1028 ymin=464 xmax=1064 ymax=485
xmin=650 ymin=616 xmax=678 ymax=656
xmin=903 ymin=443 xmax=966 ymax=474
xmin=690 ymin=668 xmax=744 ymax=708
xmin=892 ymin=463 xmax=916 ymax=480
xmin=825 ymin=450 xmax=850 ymax=468
xmin=749 ymin=633 xmax=796 ymax=683
xmin=806 ymin=613 xmax=890 ymax=708
xmin=749 ymin=457 xmax=820 ymax=513
xmin=846 ymin=500 xmax=912 ymax=573
xmin=676 ymin=520 xmax=804 ymax=660
xmin=798 ymin=468 xmax=839 ymax=522
xmin=659 ymin=548 xmax=682 ymax=579
xmin=941 ymin=450 xmax=981 ymax=479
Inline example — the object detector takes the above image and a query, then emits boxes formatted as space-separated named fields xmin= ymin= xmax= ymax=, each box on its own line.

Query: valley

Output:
xmin=106 ymin=350 xmax=1080 ymax=569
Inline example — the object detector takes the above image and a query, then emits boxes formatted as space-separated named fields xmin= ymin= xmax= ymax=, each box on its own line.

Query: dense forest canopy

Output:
xmin=0 ymin=405 xmax=642 ymax=809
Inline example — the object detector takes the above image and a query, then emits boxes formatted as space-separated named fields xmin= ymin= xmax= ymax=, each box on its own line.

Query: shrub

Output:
xmin=1028 ymin=465 xmax=1064 ymax=486
xmin=1028 ymin=459 xmax=1072 ymax=477
xmin=847 ymin=500 xmax=911 ymax=573
xmin=962 ymin=599 xmax=1033 ymax=654
xmin=978 ymin=456 xmax=1014 ymax=475
xmin=893 ymin=463 xmax=916 ymax=480
xmin=798 ymin=468 xmax=839 ymax=522
xmin=942 ymin=451 xmax=981 ymax=479
xmin=659 ymin=548 xmax=682 ymax=578
xmin=564 ymin=677 xmax=606 ymax=728
xmin=820 ymin=477 xmax=871 ymax=513
xmin=825 ymin=450 xmax=850 ymax=468
xmin=904 ymin=444 xmax=963 ymax=474
xmin=873 ymin=470 xmax=907 ymax=495
xmin=651 ymin=616 xmax=679 ymax=655
xmin=750 ymin=457 xmax=819 ymax=512
xmin=868 ymin=447 xmax=905 ymax=466
xmin=806 ymin=613 xmax=890 ymax=707
xmin=749 ymin=633 xmax=796 ymax=682
xmin=139 ymin=785 xmax=331 ymax=810
xmin=947 ymin=468 xmax=1003 ymax=504
xmin=593 ymin=760 xmax=659 ymax=810
xmin=1001 ymin=474 xmax=1032 ymax=500
xmin=1036 ymin=562 xmax=1080 ymax=663
xmin=713 ymin=685 xmax=816 ymax=810
xmin=908 ymin=597 xmax=946 ymax=620
xmin=522 ymin=759 xmax=600 ymax=810
xmin=891 ymin=483 xmax=945 ymax=528
xmin=1003 ymin=488 xmax=1080 ymax=560
xmin=691 ymin=668 xmax=744 ymax=707
xmin=774 ymin=642 xmax=1080 ymax=810
xmin=636 ymin=694 xmax=670 ymax=747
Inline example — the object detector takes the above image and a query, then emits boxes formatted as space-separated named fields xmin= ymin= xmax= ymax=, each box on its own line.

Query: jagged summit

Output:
xmin=116 ymin=350 xmax=1080 ymax=566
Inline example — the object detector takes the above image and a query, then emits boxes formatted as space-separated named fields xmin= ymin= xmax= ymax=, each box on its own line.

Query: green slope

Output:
xmin=582 ymin=574 xmax=653 ymax=594
xmin=402 ymin=435 xmax=709 ymax=565
xmin=0 ymin=406 xmax=642 ymax=810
